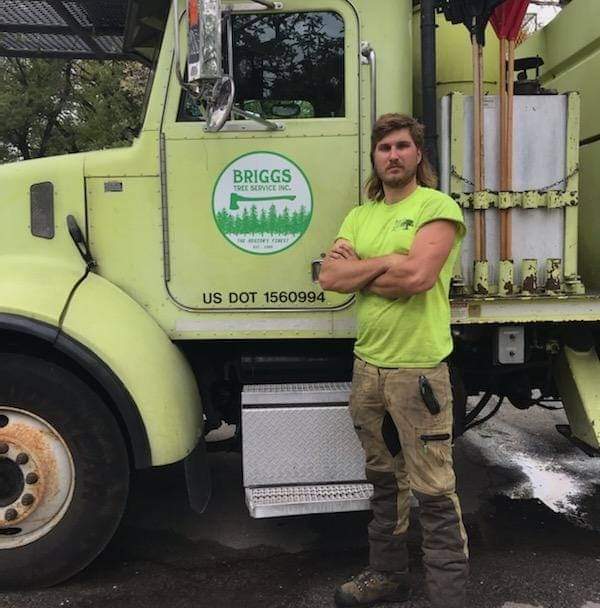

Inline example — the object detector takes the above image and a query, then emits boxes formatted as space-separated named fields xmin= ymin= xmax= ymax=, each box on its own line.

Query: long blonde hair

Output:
xmin=365 ymin=113 xmax=438 ymax=202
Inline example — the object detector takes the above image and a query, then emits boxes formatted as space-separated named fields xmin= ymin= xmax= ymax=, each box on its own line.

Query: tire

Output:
xmin=0 ymin=353 xmax=130 ymax=588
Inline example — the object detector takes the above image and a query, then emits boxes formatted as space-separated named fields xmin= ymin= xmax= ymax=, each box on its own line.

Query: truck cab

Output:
xmin=0 ymin=0 xmax=412 ymax=587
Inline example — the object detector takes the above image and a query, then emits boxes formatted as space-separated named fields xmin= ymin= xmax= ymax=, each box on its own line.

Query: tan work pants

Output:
xmin=349 ymin=359 xmax=469 ymax=608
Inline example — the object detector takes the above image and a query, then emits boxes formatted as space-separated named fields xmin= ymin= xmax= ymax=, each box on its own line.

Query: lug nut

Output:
xmin=25 ymin=473 xmax=39 ymax=485
xmin=0 ymin=443 xmax=8 ymax=455
xmin=15 ymin=453 xmax=29 ymax=465
xmin=21 ymin=494 xmax=35 ymax=507
xmin=5 ymin=509 xmax=17 ymax=522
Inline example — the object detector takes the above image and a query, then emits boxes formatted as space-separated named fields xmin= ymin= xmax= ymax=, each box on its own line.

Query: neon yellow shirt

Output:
xmin=336 ymin=186 xmax=466 ymax=368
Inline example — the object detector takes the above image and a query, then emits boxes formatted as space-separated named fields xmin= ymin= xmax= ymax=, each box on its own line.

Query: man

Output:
xmin=319 ymin=113 xmax=468 ymax=608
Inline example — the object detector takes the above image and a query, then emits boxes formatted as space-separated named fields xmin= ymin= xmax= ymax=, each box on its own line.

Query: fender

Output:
xmin=0 ymin=312 xmax=153 ymax=469
xmin=60 ymin=272 xmax=203 ymax=467
xmin=0 ymin=256 xmax=83 ymax=327
xmin=0 ymin=258 xmax=158 ymax=469
xmin=0 ymin=260 xmax=203 ymax=468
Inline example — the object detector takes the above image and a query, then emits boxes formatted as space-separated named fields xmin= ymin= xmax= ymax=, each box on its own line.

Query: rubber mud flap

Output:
xmin=184 ymin=437 xmax=212 ymax=514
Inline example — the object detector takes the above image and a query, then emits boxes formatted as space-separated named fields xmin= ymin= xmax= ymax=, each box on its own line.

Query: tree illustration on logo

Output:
xmin=259 ymin=208 xmax=268 ymax=234
xmin=217 ymin=201 xmax=311 ymax=236
xmin=240 ymin=207 xmax=250 ymax=233
xmin=249 ymin=205 xmax=259 ymax=234
xmin=267 ymin=204 xmax=278 ymax=232
xmin=216 ymin=209 xmax=233 ymax=233
xmin=278 ymin=207 xmax=291 ymax=234
xmin=292 ymin=205 xmax=310 ymax=233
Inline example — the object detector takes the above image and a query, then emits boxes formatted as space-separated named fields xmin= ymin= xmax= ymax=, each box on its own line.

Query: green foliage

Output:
xmin=0 ymin=58 xmax=149 ymax=163
xmin=233 ymin=12 xmax=344 ymax=118
xmin=216 ymin=204 xmax=311 ymax=235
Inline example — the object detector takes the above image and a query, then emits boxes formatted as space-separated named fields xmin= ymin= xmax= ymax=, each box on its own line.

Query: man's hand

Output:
xmin=325 ymin=239 xmax=359 ymax=261
xmin=319 ymin=239 xmax=390 ymax=294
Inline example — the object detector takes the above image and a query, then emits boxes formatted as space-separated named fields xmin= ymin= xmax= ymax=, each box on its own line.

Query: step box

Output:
xmin=242 ymin=382 xmax=370 ymax=517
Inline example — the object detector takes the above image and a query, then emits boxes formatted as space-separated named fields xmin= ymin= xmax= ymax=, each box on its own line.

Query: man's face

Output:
xmin=372 ymin=128 xmax=422 ymax=189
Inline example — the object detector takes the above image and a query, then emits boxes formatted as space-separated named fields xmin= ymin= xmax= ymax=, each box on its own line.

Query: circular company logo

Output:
xmin=212 ymin=152 xmax=313 ymax=255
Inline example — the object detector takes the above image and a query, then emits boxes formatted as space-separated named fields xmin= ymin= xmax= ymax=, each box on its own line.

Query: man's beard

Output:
xmin=378 ymin=165 xmax=417 ymax=189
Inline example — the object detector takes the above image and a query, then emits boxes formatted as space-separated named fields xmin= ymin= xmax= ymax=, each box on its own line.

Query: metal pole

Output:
xmin=499 ymin=36 xmax=508 ymax=261
xmin=506 ymin=39 xmax=515 ymax=260
xmin=472 ymin=33 xmax=486 ymax=261
xmin=420 ymin=0 xmax=439 ymax=174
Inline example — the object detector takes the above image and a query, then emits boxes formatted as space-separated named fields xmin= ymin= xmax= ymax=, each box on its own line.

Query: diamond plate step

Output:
xmin=245 ymin=483 xmax=373 ymax=518
xmin=242 ymin=382 xmax=352 ymax=405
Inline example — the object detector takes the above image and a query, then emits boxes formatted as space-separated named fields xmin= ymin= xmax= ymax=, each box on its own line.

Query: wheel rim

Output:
xmin=0 ymin=407 xmax=75 ymax=549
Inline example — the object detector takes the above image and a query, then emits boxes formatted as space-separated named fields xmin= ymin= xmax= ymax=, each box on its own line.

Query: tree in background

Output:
xmin=233 ymin=12 xmax=344 ymax=118
xmin=0 ymin=58 xmax=149 ymax=163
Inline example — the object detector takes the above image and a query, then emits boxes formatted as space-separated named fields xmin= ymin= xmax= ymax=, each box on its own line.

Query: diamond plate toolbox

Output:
xmin=241 ymin=383 xmax=366 ymax=487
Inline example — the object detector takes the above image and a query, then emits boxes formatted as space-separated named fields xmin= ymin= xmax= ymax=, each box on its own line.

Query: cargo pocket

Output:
xmin=423 ymin=367 xmax=453 ymax=428
xmin=413 ymin=427 xmax=455 ymax=495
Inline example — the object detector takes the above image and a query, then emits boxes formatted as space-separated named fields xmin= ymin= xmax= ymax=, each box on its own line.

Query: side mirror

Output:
xmin=206 ymin=77 xmax=235 ymax=132
xmin=174 ymin=0 xmax=282 ymax=132
xmin=174 ymin=0 xmax=235 ymax=131
xmin=172 ymin=0 xmax=224 ymax=92
xmin=187 ymin=0 xmax=223 ymax=82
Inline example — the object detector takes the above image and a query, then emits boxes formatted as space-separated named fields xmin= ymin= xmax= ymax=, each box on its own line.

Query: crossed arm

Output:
xmin=318 ymin=220 xmax=457 ymax=299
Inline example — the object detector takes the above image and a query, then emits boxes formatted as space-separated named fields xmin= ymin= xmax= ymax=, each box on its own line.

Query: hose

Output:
xmin=465 ymin=396 xmax=505 ymax=430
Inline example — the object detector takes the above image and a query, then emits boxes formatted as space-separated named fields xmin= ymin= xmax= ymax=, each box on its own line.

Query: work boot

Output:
xmin=334 ymin=567 xmax=410 ymax=607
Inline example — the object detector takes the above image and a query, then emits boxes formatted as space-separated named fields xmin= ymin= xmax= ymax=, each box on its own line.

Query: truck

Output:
xmin=0 ymin=0 xmax=599 ymax=588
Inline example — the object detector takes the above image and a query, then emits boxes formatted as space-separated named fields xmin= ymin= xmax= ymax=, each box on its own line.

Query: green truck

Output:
xmin=0 ymin=0 xmax=598 ymax=589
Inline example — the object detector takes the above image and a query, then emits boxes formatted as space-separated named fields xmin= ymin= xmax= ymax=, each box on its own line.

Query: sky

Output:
xmin=529 ymin=3 xmax=562 ymax=28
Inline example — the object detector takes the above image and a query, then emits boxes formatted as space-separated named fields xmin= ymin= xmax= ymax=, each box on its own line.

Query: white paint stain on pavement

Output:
xmin=506 ymin=453 xmax=580 ymax=513
xmin=460 ymin=398 xmax=600 ymax=524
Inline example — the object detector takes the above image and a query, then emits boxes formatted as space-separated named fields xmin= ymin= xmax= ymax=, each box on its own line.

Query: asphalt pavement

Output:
xmin=1 ymin=403 xmax=600 ymax=608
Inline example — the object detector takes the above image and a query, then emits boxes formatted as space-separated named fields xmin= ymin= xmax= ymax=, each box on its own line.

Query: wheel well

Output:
xmin=0 ymin=328 xmax=150 ymax=470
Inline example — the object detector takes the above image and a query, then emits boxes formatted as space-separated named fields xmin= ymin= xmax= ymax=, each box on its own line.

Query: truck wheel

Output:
xmin=0 ymin=353 xmax=129 ymax=588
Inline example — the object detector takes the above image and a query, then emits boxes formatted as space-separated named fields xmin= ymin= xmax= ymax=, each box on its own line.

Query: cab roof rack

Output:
xmin=0 ymin=0 xmax=169 ymax=63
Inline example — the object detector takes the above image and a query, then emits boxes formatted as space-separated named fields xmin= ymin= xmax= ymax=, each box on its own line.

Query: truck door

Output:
xmin=162 ymin=2 xmax=360 ymax=311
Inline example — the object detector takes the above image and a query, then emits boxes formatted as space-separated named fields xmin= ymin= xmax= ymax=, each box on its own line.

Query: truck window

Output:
xmin=178 ymin=11 xmax=345 ymax=122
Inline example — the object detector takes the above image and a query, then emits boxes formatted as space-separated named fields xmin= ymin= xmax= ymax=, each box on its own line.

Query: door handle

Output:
xmin=311 ymin=258 xmax=323 ymax=283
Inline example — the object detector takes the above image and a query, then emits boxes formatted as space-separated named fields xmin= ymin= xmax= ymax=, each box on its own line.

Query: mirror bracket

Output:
xmin=204 ymin=107 xmax=284 ymax=132
xmin=231 ymin=106 xmax=282 ymax=131
xmin=246 ymin=1 xmax=283 ymax=8
xmin=225 ymin=1 xmax=283 ymax=11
